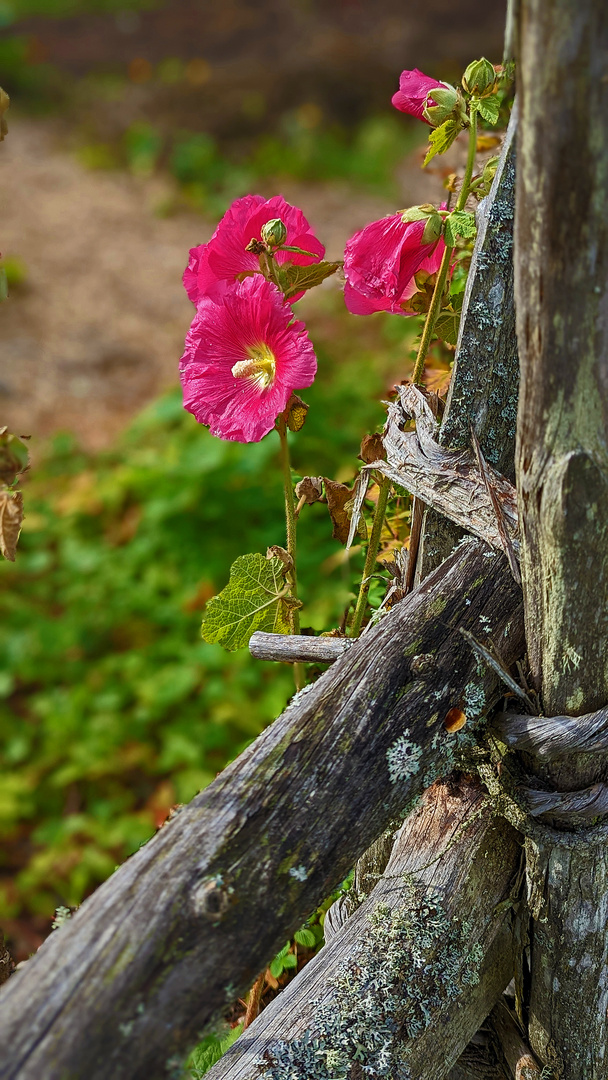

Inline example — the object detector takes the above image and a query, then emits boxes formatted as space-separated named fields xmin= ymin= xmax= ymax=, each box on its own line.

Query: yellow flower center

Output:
xmin=231 ymin=344 xmax=277 ymax=390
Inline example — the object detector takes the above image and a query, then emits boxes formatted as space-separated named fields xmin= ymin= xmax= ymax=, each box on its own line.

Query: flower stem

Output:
xmin=349 ymin=475 xmax=391 ymax=637
xmin=411 ymin=107 xmax=478 ymax=386
xmin=276 ymin=417 xmax=304 ymax=690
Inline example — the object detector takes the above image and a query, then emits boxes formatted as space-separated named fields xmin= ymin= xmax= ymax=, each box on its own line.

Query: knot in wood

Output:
xmin=410 ymin=653 xmax=436 ymax=676
xmin=192 ymin=876 xmax=232 ymax=921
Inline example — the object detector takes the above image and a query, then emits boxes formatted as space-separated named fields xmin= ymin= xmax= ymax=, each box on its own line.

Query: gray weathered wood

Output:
xmin=0 ymin=538 xmax=525 ymax=1079
xmin=495 ymin=708 xmax=608 ymax=759
xmin=514 ymin=1 xmax=608 ymax=1074
xmin=206 ymin=777 xmax=520 ymax=1080
xmin=417 ymin=104 xmax=519 ymax=582
xmin=378 ymin=384 xmax=518 ymax=551
xmin=249 ymin=631 xmax=352 ymax=664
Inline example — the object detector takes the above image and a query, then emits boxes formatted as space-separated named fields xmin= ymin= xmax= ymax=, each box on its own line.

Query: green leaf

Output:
xmin=200 ymin=554 xmax=296 ymax=651
xmin=423 ymin=119 xmax=462 ymax=166
xmin=434 ymin=310 xmax=461 ymax=346
xmin=277 ymin=260 xmax=342 ymax=300
xmin=282 ymin=952 xmax=297 ymax=969
xmin=475 ymin=94 xmax=501 ymax=126
xmin=444 ymin=210 xmax=477 ymax=247
xmin=269 ymin=956 xmax=284 ymax=978
xmin=294 ymin=927 xmax=316 ymax=948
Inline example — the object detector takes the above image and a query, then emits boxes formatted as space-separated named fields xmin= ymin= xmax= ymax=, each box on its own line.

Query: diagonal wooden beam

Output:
xmin=205 ymin=777 xmax=521 ymax=1080
xmin=0 ymin=539 xmax=524 ymax=1079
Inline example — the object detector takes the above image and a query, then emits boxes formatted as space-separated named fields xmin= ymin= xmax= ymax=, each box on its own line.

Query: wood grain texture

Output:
xmin=249 ymin=632 xmax=352 ymax=664
xmin=417 ymin=105 xmax=519 ymax=582
xmin=494 ymin=708 xmax=608 ymax=759
xmin=515 ymin=2 xmax=608 ymax=1073
xmin=380 ymin=385 xmax=518 ymax=553
xmin=0 ymin=539 xmax=525 ymax=1080
xmin=490 ymin=1000 xmax=541 ymax=1079
xmin=206 ymin=777 xmax=520 ymax=1080
xmin=515 ymin=0 xmax=608 ymax=719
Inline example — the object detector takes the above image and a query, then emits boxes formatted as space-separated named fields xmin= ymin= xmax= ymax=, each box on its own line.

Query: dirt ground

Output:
xmin=0 ymin=116 xmax=457 ymax=450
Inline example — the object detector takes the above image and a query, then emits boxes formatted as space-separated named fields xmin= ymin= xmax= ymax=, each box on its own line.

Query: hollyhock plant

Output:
xmin=180 ymin=274 xmax=317 ymax=443
xmin=343 ymin=213 xmax=446 ymax=316
xmin=183 ymin=194 xmax=325 ymax=306
xmin=391 ymin=68 xmax=447 ymax=123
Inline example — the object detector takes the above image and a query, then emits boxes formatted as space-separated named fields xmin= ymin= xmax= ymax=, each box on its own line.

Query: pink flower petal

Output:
xmin=180 ymin=275 xmax=317 ymax=443
xmin=391 ymin=68 xmax=445 ymax=123
xmin=343 ymin=213 xmax=445 ymax=316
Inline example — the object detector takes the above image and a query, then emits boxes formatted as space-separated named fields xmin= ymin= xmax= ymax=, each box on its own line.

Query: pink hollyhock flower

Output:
xmin=180 ymin=275 xmax=317 ymax=443
xmin=391 ymin=68 xmax=446 ymax=123
xmin=183 ymin=194 xmax=325 ymax=305
xmin=343 ymin=214 xmax=446 ymax=316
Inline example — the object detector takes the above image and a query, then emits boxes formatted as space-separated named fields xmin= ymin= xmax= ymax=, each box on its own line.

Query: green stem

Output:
xmin=276 ymin=418 xmax=304 ymax=690
xmin=411 ymin=108 xmax=478 ymax=386
xmin=349 ymin=475 xmax=391 ymax=637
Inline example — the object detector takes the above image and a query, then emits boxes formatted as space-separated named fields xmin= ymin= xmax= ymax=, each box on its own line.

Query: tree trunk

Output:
xmin=515 ymin=0 xmax=608 ymax=1074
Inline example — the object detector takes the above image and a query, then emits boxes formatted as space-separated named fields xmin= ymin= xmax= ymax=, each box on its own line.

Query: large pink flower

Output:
xmin=391 ymin=68 xmax=445 ymax=123
xmin=180 ymin=275 xmax=317 ymax=443
xmin=343 ymin=214 xmax=445 ymax=316
xmin=183 ymin=194 xmax=325 ymax=305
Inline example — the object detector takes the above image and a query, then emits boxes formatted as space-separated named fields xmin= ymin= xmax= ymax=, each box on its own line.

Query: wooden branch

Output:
xmin=490 ymin=999 xmax=541 ymax=1079
xmin=249 ymin=631 xmax=352 ymax=664
xmin=417 ymin=105 xmax=519 ymax=582
xmin=0 ymin=539 xmax=525 ymax=1079
xmin=206 ymin=777 xmax=521 ymax=1080
xmin=378 ymin=384 xmax=518 ymax=551
xmin=494 ymin=708 xmax=608 ymax=759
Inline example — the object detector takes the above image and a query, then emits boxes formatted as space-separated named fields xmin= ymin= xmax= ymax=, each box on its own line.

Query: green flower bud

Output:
xmin=422 ymin=84 xmax=458 ymax=126
xmin=401 ymin=203 xmax=436 ymax=223
xmin=261 ymin=218 xmax=287 ymax=248
xmin=462 ymin=58 xmax=498 ymax=97
xmin=422 ymin=213 xmax=443 ymax=245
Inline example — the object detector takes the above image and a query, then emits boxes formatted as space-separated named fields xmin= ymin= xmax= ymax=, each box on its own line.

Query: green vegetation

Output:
xmin=0 ymin=289 xmax=421 ymax=935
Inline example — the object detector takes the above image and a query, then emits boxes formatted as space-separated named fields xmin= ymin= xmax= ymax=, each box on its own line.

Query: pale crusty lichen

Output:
xmin=258 ymin=879 xmax=483 ymax=1079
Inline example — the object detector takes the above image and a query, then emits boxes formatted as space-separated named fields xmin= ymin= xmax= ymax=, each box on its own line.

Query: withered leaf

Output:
xmin=359 ymin=433 xmax=386 ymax=464
xmin=295 ymin=476 xmax=324 ymax=505
xmin=323 ymin=478 xmax=354 ymax=545
xmin=0 ymin=488 xmax=23 ymax=561
xmin=266 ymin=544 xmax=294 ymax=574
xmin=0 ymin=428 xmax=29 ymax=486
xmin=285 ymin=393 xmax=309 ymax=433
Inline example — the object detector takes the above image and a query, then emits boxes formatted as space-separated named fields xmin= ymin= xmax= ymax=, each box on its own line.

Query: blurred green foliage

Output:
xmin=0 ymin=287 xmax=420 ymax=939
xmin=72 ymin=113 xmax=421 ymax=218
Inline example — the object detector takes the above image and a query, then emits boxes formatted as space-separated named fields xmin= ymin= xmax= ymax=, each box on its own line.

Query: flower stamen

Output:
xmin=232 ymin=344 xmax=277 ymax=389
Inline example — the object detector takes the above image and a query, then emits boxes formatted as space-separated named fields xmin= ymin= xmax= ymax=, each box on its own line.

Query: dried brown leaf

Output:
xmin=0 ymin=488 xmax=23 ymax=560
xmin=294 ymin=476 xmax=324 ymax=505
xmin=285 ymin=394 xmax=309 ymax=433
xmin=358 ymin=433 xmax=386 ymax=464
xmin=323 ymin=478 xmax=353 ymax=545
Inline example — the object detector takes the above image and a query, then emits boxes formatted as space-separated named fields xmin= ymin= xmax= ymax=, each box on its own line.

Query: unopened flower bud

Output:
xmin=261 ymin=218 xmax=287 ymax=248
xmin=422 ymin=213 xmax=443 ymax=245
xmin=462 ymin=58 xmax=498 ymax=97
xmin=422 ymin=84 xmax=459 ymax=126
